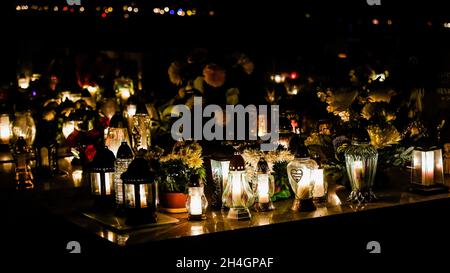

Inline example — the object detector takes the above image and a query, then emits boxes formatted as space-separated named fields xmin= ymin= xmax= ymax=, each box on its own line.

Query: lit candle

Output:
xmin=353 ymin=160 xmax=364 ymax=184
xmin=258 ymin=113 xmax=267 ymax=137
xmin=296 ymin=169 xmax=311 ymax=199
xmin=119 ymin=88 xmax=131 ymax=101
xmin=62 ymin=121 xmax=75 ymax=139
xmin=221 ymin=161 xmax=230 ymax=190
xmin=72 ymin=170 xmax=83 ymax=187
xmin=312 ymin=169 xmax=325 ymax=198
xmin=423 ymin=151 xmax=434 ymax=186
xmin=231 ymin=173 xmax=243 ymax=206
xmin=127 ymin=105 xmax=137 ymax=118
xmin=0 ymin=115 xmax=11 ymax=144
xmin=104 ymin=174 xmax=112 ymax=195
xmin=139 ymin=184 xmax=147 ymax=208
xmin=190 ymin=195 xmax=203 ymax=215
xmin=257 ymin=174 xmax=270 ymax=203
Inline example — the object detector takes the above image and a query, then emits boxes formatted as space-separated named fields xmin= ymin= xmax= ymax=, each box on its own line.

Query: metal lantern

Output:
xmin=121 ymin=157 xmax=157 ymax=225
xmin=14 ymin=137 xmax=34 ymax=190
xmin=131 ymin=102 xmax=151 ymax=153
xmin=287 ymin=136 xmax=318 ymax=212
xmin=0 ymin=113 xmax=12 ymax=145
xmin=222 ymin=152 xmax=255 ymax=220
xmin=254 ymin=157 xmax=275 ymax=212
xmin=114 ymin=142 xmax=134 ymax=209
xmin=12 ymin=111 xmax=36 ymax=147
xmin=105 ymin=113 xmax=131 ymax=156
xmin=87 ymin=146 xmax=116 ymax=205
xmin=411 ymin=146 xmax=444 ymax=187
xmin=345 ymin=129 xmax=378 ymax=203
xmin=186 ymin=174 xmax=208 ymax=221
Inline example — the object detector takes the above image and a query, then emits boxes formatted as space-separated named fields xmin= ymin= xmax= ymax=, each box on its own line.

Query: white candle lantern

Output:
xmin=186 ymin=174 xmax=208 ymax=221
xmin=254 ymin=157 xmax=275 ymax=212
xmin=222 ymin=152 xmax=255 ymax=220
xmin=411 ymin=146 xmax=444 ymax=187
xmin=287 ymin=135 xmax=318 ymax=211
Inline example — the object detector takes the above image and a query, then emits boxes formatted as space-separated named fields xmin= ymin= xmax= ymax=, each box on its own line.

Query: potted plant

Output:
xmin=157 ymin=141 xmax=205 ymax=213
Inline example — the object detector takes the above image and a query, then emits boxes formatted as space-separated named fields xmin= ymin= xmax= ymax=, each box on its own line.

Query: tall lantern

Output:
xmin=114 ymin=142 xmax=134 ymax=210
xmin=411 ymin=145 xmax=444 ymax=188
xmin=131 ymin=102 xmax=151 ymax=153
xmin=121 ymin=157 xmax=157 ymax=225
xmin=87 ymin=146 xmax=116 ymax=206
xmin=14 ymin=137 xmax=34 ymax=190
xmin=12 ymin=111 xmax=36 ymax=147
xmin=105 ymin=113 xmax=131 ymax=156
xmin=345 ymin=129 xmax=378 ymax=203
xmin=287 ymin=136 xmax=318 ymax=212
xmin=222 ymin=152 xmax=255 ymax=220
xmin=209 ymin=150 xmax=232 ymax=208
xmin=186 ymin=174 xmax=208 ymax=221
xmin=254 ymin=157 xmax=275 ymax=212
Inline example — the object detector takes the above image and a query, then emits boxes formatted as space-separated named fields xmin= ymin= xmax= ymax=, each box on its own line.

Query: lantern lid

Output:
xmin=121 ymin=157 xmax=155 ymax=184
xmin=415 ymin=137 xmax=439 ymax=151
xmin=256 ymin=157 xmax=269 ymax=173
xmin=229 ymin=152 xmax=246 ymax=171
xmin=109 ymin=113 xmax=128 ymax=128
xmin=117 ymin=142 xmax=133 ymax=159
xmin=88 ymin=146 xmax=115 ymax=172
xmin=289 ymin=135 xmax=309 ymax=158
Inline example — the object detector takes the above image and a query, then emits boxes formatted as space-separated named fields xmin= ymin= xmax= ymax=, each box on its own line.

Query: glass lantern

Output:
xmin=0 ymin=114 xmax=12 ymax=147
xmin=12 ymin=111 xmax=36 ymax=147
xmin=121 ymin=157 xmax=157 ymax=225
xmin=287 ymin=135 xmax=318 ymax=211
xmin=87 ymin=146 xmax=116 ymax=206
xmin=131 ymin=103 xmax=151 ymax=153
xmin=186 ymin=174 xmax=208 ymax=221
xmin=254 ymin=157 xmax=275 ymax=212
xmin=114 ymin=142 xmax=134 ymax=210
xmin=345 ymin=130 xmax=378 ymax=203
xmin=411 ymin=146 xmax=444 ymax=187
xmin=222 ymin=152 xmax=255 ymax=220
xmin=14 ymin=137 xmax=34 ymax=190
xmin=209 ymin=153 xmax=231 ymax=208
xmin=105 ymin=113 xmax=131 ymax=157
